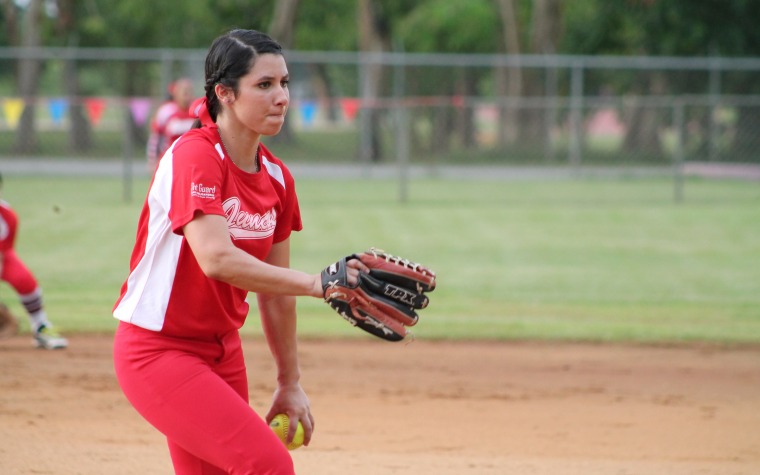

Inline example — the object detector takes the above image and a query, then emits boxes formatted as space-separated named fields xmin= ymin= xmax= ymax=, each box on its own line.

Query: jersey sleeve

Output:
xmin=168 ymin=135 xmax=226 ymax=234
xmin=272 ymin=161 xmax=303 ymax=244
xmin=0 ymin=203 xmax=17 ymax=252
xmin=258 ymin=144 xmax=303 ymax=244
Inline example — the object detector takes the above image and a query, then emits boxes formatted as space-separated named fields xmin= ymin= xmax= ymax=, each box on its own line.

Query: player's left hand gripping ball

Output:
xmin=269 ymin=414 xmax=305 ymax=450
xmin=321 ymin=248 xmax=436 ymax=342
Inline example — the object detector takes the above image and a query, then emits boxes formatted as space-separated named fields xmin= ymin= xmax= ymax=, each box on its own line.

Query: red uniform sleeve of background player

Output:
xmin=0 ymin=203 xmax=18 ymax=252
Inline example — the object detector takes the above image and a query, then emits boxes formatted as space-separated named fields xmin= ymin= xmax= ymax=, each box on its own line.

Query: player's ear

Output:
xmin=214 ymin=84 xmax=234 ymax=105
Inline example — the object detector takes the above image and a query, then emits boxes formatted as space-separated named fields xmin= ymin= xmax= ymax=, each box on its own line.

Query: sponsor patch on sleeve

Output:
xmin=191 ymin=182 xmax=217 ymax=200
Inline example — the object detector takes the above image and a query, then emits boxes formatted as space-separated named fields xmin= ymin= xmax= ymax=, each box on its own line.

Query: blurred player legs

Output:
xmin=0 ymin=231 xmax=67 ymax=349
xmin=1 ymin=252 xmax=68 ymax=349
xmin=0 ymin=172 xmax=67 ymax=349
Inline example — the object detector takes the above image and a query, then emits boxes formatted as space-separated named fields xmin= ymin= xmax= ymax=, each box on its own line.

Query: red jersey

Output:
xmin=146 ymin=101 xmax=197 ymax=163
xmin=114 ymin=125 xmax=302 ymax=338
xmin=0 ymin=200 xmax=18 ymax=252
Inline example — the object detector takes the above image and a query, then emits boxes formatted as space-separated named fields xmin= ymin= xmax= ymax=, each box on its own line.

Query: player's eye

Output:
xmin=281 ymin=80 xmax=289 ymax=88
xmin=258 ymin=81 xmax=272 ymax=89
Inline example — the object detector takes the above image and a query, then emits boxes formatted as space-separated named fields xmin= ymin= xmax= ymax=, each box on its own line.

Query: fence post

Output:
xmin=358 ymin=54 xmax=374 ymax=177
xmin=393 ymin=49 xmax=409 ymax=204
xmin=544 ymin=60 xmax=559 ymax=163
xmin=160 ymin=49 xmax=172 ymax=97
xmin=708 ymin=62 xmax=721 ymax=162
xmin=568 ymin=62 xmax=584 ymax=169
xmin=673 ymin=99 xmax=685 ymax=203
xmin=122 ymin=103 xmax=134 ymax=203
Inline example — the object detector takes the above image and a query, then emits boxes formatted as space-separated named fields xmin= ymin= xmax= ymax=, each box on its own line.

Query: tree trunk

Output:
xmin=56 ymin=0 xmax=92 ymax=152
xmin=269 ymin=0 xmax=299 ymax=47
xmin=268 ymin=0 xmax=300 ymax=144
xmin=2 ymin=0 xmax=18 ymax=47
xmin=494 ymin=0 xmax=522 ymax=146
xmin=456 ymin=71 xmax=477 ymax=149
xmin=494 ymin=0 xmax=565 ymax=149
xmin=529 ymin=0 xmax=562 ymax=55
xmin=65 ymin=58 xmax=92 ymax=151
xmin=14 ymin=0 xmax=43 ymax=154
xmin=520 ymin=0 xmax=562 ymax=145
xmin=357 ymin=0 xmax=388 ymax=162
xmin=731 ymin=107 xmax=760 ymax=162
xmin=309 ymin=63 xmax=337 ymax=123
xmin=622 ymin=72 xmax=666 ymax=158
xmin=431 ymin=105 xmax=450 ymax=155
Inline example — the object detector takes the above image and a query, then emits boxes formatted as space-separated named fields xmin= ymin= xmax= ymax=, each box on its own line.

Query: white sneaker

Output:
xmin=34 ymin=325 xmax=68 ymax=349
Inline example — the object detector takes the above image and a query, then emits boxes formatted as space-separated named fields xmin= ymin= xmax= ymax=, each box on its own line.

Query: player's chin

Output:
xmin=262 ymin=116 xmax=286 ymax=135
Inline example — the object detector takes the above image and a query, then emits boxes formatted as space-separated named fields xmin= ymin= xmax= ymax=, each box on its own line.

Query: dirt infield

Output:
xmin=1 ymin=334 xmax=759 ymax=475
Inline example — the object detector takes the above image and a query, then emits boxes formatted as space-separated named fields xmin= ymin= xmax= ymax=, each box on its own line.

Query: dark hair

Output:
xmin=193 ymin=29 xmax=283 ymax=128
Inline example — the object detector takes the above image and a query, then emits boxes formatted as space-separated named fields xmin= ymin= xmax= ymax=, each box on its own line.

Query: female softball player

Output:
xmin=113 ymin=29 xmax=366 ymax=474
xmin=0 ymin=173 xmax=68 ymax=349
xmin=146 ymin=77 xmax=197 ymax=171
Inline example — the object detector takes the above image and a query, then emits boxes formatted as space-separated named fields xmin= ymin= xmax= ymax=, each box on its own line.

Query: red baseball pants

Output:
xmin=113 ymin=321 xmax=294 ymax=475
xmin=1 ymin=250 xmax=38 ymax=295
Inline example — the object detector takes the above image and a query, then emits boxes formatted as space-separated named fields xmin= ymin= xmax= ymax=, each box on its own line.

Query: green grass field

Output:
xmin=3 ymin=175 xmax=759 ymax=344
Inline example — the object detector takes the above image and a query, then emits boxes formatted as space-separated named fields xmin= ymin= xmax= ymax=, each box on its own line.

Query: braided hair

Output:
xmin=192 ymin=29 xmax=283 ymax=128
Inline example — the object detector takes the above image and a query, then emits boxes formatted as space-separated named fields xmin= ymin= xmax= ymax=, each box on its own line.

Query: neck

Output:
xmin=218 ymin=127 xmax=260 ymax=173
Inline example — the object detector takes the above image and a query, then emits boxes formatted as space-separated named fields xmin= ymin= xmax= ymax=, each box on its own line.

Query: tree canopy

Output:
xmin=2 ymin=0 xmax=758 ymax=56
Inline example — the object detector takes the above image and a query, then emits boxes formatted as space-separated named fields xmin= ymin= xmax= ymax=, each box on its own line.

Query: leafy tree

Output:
xmin=398 ymin=0 xmax=498 ymax=54
xmin=398 ymin=0 xmax=500 ymax=153
xmin=3 ymin=0 xmax=758 ymax=161
xmin=293 ymin=0 xmax=357 ymax=51
xmin=5 ymin=0 xmax=47 ymax=153
xmin=563 ymin=0 xmax=760 ymax=160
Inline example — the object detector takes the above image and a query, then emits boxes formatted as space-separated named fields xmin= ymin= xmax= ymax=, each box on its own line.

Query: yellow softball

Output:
xmin=269 ymin=414 xmax=305 ymax=450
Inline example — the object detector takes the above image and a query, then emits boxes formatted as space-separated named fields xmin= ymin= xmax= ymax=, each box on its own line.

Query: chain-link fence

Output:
xmin=1 ymin=48 xmax=759 ymax=183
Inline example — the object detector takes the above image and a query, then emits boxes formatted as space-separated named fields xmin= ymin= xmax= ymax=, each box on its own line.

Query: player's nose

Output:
xmin=273 ymin=86 xmax=289 ymax=107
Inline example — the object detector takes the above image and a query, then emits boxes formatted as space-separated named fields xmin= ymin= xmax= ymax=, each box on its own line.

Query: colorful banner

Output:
xmin=299 ymin=101 xmax=317 ymax=127
xmin=129 ymin=98 xmax=152 ymax=127
xmin=48 ymin=98 xmax=68 ymax=125
xmin=3 ymin=98 xmax=25 ymax=129
xmin=340 ymin=98 xmax=360 ymax=121
xmin=84 ymin=97 xmax=107 ymax=127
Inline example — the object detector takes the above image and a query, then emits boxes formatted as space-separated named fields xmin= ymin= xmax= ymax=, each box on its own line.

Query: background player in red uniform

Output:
xmin=146 ymin=77 xmax=197 ymax=170
xmin=113 ymin=29 xmax=367 ymax=474
xmin=0 ymin=173 xmax=68 ymax=349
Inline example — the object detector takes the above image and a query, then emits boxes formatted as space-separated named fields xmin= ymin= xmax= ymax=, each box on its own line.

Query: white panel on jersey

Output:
xmin=214 ymin=143 xmax=225 ymax=160
xmin=261 ymin=156 xmax=286 ymax=189
xmin=113 ymin=154 xmax=182 ymax=331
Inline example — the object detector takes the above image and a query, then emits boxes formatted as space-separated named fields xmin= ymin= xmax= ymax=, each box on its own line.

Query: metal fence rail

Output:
xmin=1 ymin=48 xmax=759 ymax=190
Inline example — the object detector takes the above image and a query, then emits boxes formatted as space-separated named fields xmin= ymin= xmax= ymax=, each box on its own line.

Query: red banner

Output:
xmin=84 ymin=98 xmax=107 ymax=126
xmin=340 ymin=98 xmax=361 ymax=121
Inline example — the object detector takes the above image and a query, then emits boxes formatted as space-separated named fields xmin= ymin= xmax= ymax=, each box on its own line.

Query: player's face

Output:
xmin=172 ymin=80 xmax=195 ymax=109
xmin=230 ymin=54 xmax=289 ymax=137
